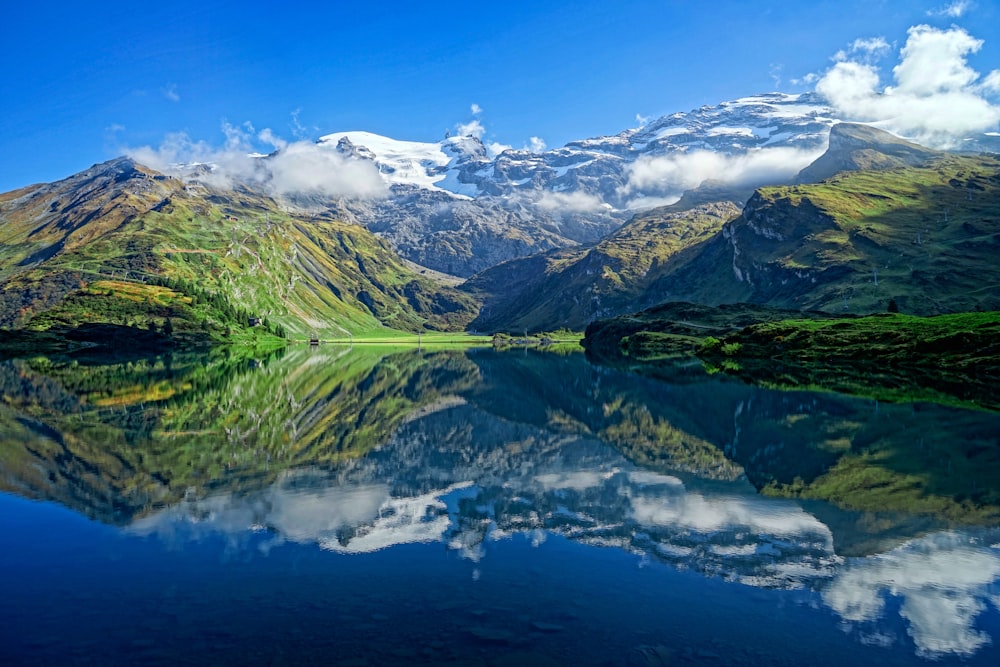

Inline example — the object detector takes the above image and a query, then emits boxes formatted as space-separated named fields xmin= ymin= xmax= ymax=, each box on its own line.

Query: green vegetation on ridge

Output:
xmin=0 ymin=159 xmax=480 ymax=348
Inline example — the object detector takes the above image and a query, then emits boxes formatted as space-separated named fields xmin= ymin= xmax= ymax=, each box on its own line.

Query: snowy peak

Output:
xmin=314 ymin=93 xmax=838 ymax=205
xmin=317 ymin=130 xmax=488 ymax=197
xmin=629 ymin=92 xmax=834 ymax=153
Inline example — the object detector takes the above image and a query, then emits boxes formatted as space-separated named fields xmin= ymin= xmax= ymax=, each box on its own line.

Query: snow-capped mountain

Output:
xmin=322 ymin=131 xmax=489 ymax=198
xmin=290 ymin=93 xmax=841 ymax=276
xmin=320 ymin=93 xmax=835 ymax=207
xmin=192 ymin=92 xmax=995 ymax=277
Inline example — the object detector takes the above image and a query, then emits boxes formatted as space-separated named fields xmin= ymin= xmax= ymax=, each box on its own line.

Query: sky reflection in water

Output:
xmin=1 ymin=347 xmax=998 ymax=665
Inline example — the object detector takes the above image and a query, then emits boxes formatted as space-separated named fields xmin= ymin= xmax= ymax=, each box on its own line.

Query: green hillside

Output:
xmin=0 ymin=158 xmax=479 ymax=343
xmin=666 ymin=153 xmax=1000 ymax=314
xmin=463 ymin=134 xmax=1000 ymax=335
xmin=463 ymin=201 xmax=741 ymax=332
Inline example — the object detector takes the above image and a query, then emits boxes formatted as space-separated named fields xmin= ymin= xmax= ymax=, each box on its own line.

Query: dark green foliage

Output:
xmin=701 ymin=311 xmax=1000 ymax=411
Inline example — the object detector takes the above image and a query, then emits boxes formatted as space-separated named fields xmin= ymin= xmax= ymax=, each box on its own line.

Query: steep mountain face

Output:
xmin=463 ymin=201 xmax=742 ymax=332
xmin=0 ymin=158 xmax=479 ymax=337
xmin=667 ymin=153 xmax=1000 ymax=315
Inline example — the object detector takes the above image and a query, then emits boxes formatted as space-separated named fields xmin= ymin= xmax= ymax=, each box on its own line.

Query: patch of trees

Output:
xmin=148 ymin=275 xmax=286 ymax=338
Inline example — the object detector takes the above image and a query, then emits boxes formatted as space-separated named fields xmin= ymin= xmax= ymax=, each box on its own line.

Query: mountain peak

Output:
xmin=796 ymin=122 xmax=940 ymax=183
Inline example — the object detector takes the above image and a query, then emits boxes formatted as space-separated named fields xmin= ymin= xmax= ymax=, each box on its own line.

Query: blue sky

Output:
xmin=2 ymin=0 xmax=999 ymax=192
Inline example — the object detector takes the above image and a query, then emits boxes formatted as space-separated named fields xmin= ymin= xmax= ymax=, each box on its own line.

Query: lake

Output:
xmin=1 ymin=345 xmax=999 ymax=666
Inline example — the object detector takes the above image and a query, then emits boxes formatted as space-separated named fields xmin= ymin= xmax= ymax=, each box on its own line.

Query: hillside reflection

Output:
xmin=1 ymin=346 xmax=999 ymax=659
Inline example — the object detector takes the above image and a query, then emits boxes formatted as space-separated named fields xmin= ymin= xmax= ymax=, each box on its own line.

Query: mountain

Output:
xmin=467 ymin=123 xmax=1000 ymax=332
xmin=4 ymin=95 xmax=998 ymax=340
xmin=0 ymin=158 xmax=479 ymax=339
xmin=663 ymin=152 xmax=1000 ymax=315
xmin=260 ymin=94 xmax=994 ymax=279
xmin=463 ymin=201 xmax=741 ymax=332
xmin=795 ymin=122 xmax=942 ymax=183
xmin=203 ymin=93 xmax=840 ymax=277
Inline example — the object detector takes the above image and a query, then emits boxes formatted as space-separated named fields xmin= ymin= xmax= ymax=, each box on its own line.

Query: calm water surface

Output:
xmin=1 ymin=346 xmax=998 ymax=666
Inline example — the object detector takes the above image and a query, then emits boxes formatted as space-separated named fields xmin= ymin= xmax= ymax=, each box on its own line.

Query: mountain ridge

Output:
xmin=0 ymin=158 xmax=480 ymax=339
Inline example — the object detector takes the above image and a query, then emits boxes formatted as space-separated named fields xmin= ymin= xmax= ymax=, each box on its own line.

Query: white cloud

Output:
xmin=162 ymin=83 xmax=180 ymax=103
xmin=126 ymin=121 xmax=386 ymax=199
xmin=790 ymin=72 xmax=820 ymax=86
xmin=983 ymin=70 xmax=1000 ymax=93
xmin=486 ymin=140 xmax=512 ymax=157
xmin=834 ymin=37 xmax=891 ymax=64
xmin=929 ymin=0 xmax=973 ymax=17
xmin=528 ymin=136 xmax=546 ymax=153
xmin=815 ymin=24 xmax=1000 ymax=148
xmin=851 ymin=37 xmax=891 ymax=57
xmin=635 ymin=113 xmax=652 ymax=126
xmin=822 ymin=532 xmax=1000 ymax=658
xmin=470 ymin=103 xmax=483 ymax=115
xmin=267 ymin=141 xmax=387 ymax=198
xmin=621 ymin=145 xmax=825 ymax=206
xmin=455 ymin=119 xmax=485 ymax=139
xmin=535 ymin=190 xmax=607 ymax=213
xmin=257 ymin=128 xmax=287 ymax=151
xmin=769 ymin=63 xmax=783 ymax=88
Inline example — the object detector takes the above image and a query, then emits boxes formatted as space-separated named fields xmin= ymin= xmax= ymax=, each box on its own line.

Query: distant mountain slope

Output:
xmin=0 ymin=158 xmax=478 ymax=338
xmin=463 ymin=201 xmax=741 ymax=332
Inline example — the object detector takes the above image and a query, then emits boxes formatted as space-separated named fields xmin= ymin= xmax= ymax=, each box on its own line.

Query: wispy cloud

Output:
xmin=769 ymin=63 xmax=783 ymax=88
xmin=528 ymin=136 xmax=546 ymax=153
xmin=815 ymin=24 xmax=1000 ymax=148
xmin=833 ymin=36 xmax=892 ymax=63
xmin=928 ymin=0 xmax=973 ymax=18
xmin=455 ymin=119 xmax=485 ymax=139
xmin=535 ymin=190 xmax=607 ymax=213
xmin=162 ymin=83 xmax=180 ymax=103
xmin=621 ymin=145 xmax=824 ymax=207
xmin=470 ymin=103 xmax=483 ymax=115
xmin=126 ymin=121 xmax=386 ymax=199
xmin=289 ymin=108 xmax=309 ymax=139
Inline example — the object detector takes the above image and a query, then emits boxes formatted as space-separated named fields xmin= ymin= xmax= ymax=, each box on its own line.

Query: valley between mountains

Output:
xmin=1 ymin=95 xmax=998 ymax=409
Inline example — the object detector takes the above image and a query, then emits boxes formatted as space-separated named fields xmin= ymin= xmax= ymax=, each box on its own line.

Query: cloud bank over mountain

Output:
xmin=127 ymin=122 xmax=387 ymax=199
xmin=815 ymin=24 xmax=1000 ymax=148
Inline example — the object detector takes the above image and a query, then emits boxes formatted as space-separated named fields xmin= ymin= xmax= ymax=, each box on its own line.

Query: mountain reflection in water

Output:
xmin=1 ymin=347 xmax=998 ymax=665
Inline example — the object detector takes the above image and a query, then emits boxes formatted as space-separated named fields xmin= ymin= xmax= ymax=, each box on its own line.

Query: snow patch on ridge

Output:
xmin=318 ymin=131 xmax=482 ymax=197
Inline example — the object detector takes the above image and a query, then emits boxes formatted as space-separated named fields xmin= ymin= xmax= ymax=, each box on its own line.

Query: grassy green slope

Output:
xmin=675 ymin=154 xmax=1000 ymax=315
xmin=0 ymin=159 xmax=479 ymax=341
xmin=463 ymin=201 xmax=741 ymax=333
